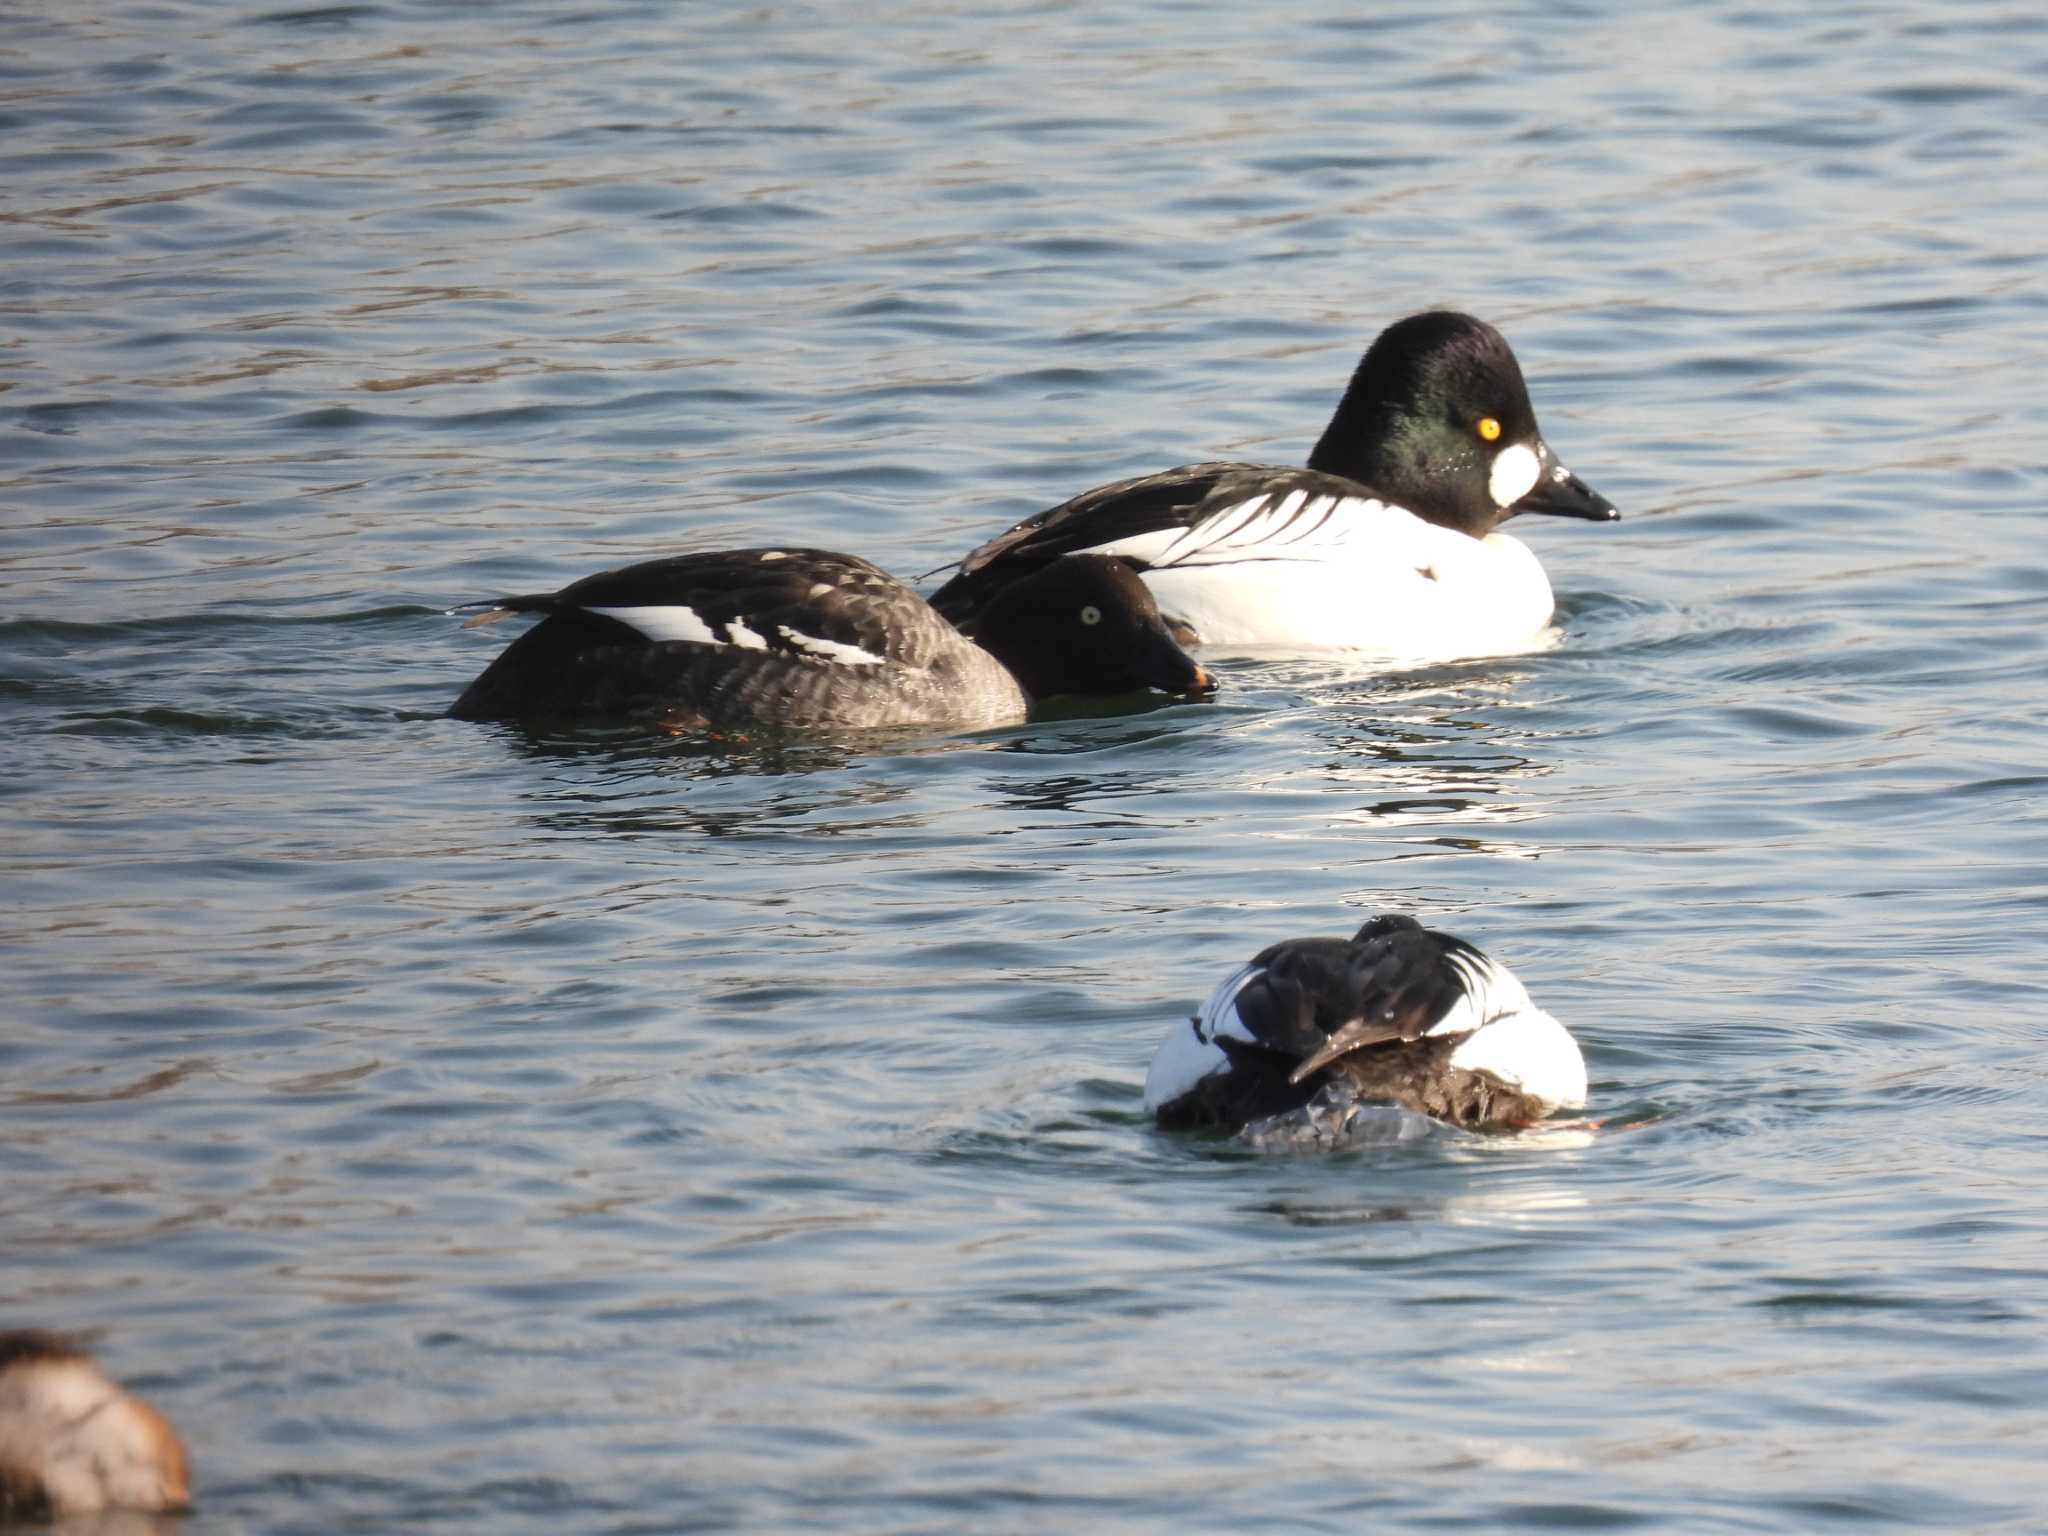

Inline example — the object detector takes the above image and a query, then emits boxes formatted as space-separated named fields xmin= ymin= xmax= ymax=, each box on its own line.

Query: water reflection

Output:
xmin=480 ymin=720 xmax=886 ymax=777
xmin=1255 ymin=1170 xmax=1594 ymax=1234
xmin=16 ymin=0 xmax=2048 ymax=1525
xmin=1250 ymin=661 xmax=1566 ymax=847
xmin=977 ymin=769 xmax=1187 ymax=818
xmin=515 ymin=764 xmax=923 ymax=843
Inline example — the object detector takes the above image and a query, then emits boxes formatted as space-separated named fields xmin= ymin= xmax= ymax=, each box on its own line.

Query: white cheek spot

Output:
xmin=724 ymin=619 xmax=769 ymax=650
xmin=776 ymin=625 xmax=887 ymax=666
xmin=1488 ymin=442 xmax=1541 ymax=508
xmin=587 ymin=605 xmax=719 ymax=645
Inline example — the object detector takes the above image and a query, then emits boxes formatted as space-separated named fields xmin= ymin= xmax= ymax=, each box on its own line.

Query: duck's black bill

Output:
xmin=1128 ymin=609 xmax=1218 ymax=699
xmin=1152 ymin=645 xmax=1217 ymax=699
xmin=1519 ymin=442 xmax=1620 ymax=522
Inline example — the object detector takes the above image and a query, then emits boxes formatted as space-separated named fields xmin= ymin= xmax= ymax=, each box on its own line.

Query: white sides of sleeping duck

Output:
xmin=1145 ymin=916 xmax=1587 ymax=1138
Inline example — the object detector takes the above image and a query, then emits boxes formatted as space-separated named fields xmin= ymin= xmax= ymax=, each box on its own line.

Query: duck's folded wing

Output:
xmin=935 ymin=464 xmax=1391 ymax=622
xmin=956 ymin=463 xmax=1249 ymax=570
xmin=928 ymin=464 xmax=1253 ymax=623
xmin=1134 ymin=479 xmax=1407 ymax=570
xmin=525 ymin=548 xmax=949 ymax=669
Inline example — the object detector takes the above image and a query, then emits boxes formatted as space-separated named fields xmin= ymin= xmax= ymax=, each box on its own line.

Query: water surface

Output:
xmin=6 ymin=2 xmax=2048 ymax=1530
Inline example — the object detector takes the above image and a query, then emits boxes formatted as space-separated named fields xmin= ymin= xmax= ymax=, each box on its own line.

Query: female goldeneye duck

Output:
xmin=447 ymin=547 xmax=1215 ymax=729
xmin=1144 ymin=914 xmax=1587 ymax=1137
xmin=0 ymin=1331 xmax=192 ymax=1520
xmin=930 ymin=311 xmax=1619 ymax=657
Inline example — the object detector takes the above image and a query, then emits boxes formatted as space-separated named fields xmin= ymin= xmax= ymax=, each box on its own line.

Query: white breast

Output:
xmin=1106 ymin=500 xmax=1558 ymax=656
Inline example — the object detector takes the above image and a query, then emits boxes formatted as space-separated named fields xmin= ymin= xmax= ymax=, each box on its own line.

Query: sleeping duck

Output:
xmin=1145 ymin=914 xmax=1586 ymax=1137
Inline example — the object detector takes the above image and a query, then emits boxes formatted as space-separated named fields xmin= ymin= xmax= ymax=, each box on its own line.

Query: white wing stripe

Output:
xmin=1271 ymin=497 xmax=1338 ymax=547
xmin=1149 ymin=492 xmax=1405 ymax=568
xmin=583 ymin=605 xmax=888 ymax=666
xmin=587 ymin=605 xmax=718 ymax=645
xmin=776 ymin=626 xmax=888 ymax=666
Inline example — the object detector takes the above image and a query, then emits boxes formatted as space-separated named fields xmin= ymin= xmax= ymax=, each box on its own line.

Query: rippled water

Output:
xmin=6 ymin=1 xmax=2048 ymax=1530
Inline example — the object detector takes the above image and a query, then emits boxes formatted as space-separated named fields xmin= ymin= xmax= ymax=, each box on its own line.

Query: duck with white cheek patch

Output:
xmin=930 ymin=311 xmax=1619 ymax=660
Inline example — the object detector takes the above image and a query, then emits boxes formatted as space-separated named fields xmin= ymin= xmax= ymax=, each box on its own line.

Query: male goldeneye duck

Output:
xmin=0 ymin=1331 xmax=192 ymax=1520
xmin=1145 ymin=914 xmax=1587 ymax=1137
xmin=448 ymin=547 xmax=1214 ymax=729
xmin=930 ymin=311 xmax=1619 ymax=657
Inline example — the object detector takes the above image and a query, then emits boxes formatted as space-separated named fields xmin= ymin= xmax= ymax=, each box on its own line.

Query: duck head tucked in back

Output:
xmin=1145 ymin=912 xmax=1587 ymax=1139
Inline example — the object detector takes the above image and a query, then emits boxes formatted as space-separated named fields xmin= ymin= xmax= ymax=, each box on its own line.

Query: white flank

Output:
xmin=723 ymin=619 xmax=769 ymax=651
xmin=1447 ymin=1007 xmax=1587 ymax=1112
xmin=1030 ymin=450 xmax=1595 ymax=653
xmin=1150 ymin=530 xmax=1554 ymax=657
xmin=588 ymin=604 xmax=719 ymax=645
xmin=1143 ymin=961 xmax=1260 ymax=1112
xmin=1488 ymin=442 xmax=1541 ymax=508
xmin=1195 ymin=960 xmax=1264 ymax=1045
xmin=1070 ymin=493 xmax=1558 ymax=655
xmin=776 ymin=625 xmax=887 ymax=666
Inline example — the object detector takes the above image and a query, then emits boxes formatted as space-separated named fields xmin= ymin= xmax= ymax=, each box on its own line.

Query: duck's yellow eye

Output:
xmin=1477 ymin=416 xmax=1501 ymax=442
xmin=1080 ymin=604 xmax=1103 ymax=626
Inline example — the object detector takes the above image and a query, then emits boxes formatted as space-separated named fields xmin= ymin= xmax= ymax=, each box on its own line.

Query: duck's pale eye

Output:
xmin=1080 ymin=604 xmax=1103 ymax=626
xmin=1476 ymin=416 xmax=1501 ymax=442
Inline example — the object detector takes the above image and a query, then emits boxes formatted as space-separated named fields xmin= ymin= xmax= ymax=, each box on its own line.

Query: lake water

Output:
xmin=6 ymin=1 xmax=2048 ymax=1530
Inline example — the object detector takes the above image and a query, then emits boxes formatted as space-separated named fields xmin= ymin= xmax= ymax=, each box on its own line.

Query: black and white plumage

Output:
xmin=447 ymin=547 xmax=1214 ymax=730
xmin=930 ymin=312 xmax=1619 ymax=657
xmin=0 ymin=1332 xmax=191 ymax=1521
xmin=1145 ymin=914 xmax=1586 ymax=1137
